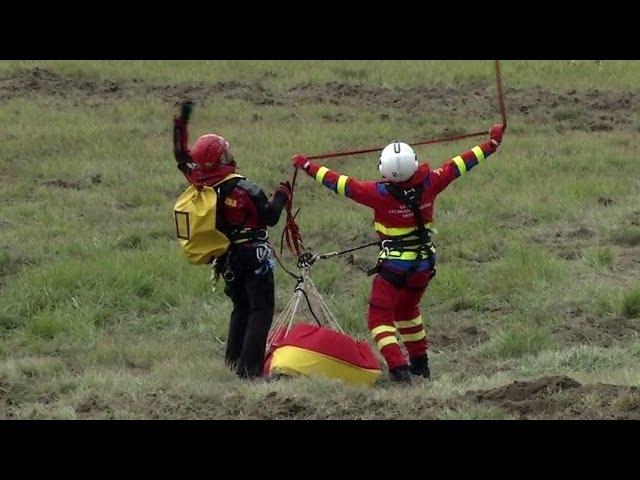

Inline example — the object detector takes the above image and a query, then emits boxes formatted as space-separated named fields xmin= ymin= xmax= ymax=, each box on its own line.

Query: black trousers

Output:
xmin=222 ymin=246 xmax=275 ymax=379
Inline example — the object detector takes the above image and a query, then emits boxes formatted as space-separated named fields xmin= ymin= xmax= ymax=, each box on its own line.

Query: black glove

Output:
xmin=179 ymin=100 xmax=195 ymax=122
xmin=275 ymin=181 xmax=293 ymax=203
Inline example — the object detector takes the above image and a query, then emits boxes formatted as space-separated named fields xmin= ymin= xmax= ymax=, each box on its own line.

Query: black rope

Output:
xmin=276 ymin=240 xmax=379 ymax=330
xmin=294 ymin=280 xmax=322 ymax=327
xmin=320 ymin=240 xmax=380 ymax=259
xmin=272 ymin=248 xmax=300 ymax=279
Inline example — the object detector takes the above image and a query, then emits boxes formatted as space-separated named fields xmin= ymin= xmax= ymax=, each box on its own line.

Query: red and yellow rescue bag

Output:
xmin=173 ymin=174 xmax=244 ymax=265
xmin=264 ymin=324 xmax=382 ymax=387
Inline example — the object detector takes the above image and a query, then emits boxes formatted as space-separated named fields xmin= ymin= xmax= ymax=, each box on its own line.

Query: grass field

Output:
xmin=1 ymin=60 xmax=639 ymax=419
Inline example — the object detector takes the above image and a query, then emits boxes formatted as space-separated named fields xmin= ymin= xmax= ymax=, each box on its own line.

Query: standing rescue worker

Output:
xmin=292 ymin=124 xmax=505 ymax=384
xmin=173 ymin=101 xmax=292 ymax=379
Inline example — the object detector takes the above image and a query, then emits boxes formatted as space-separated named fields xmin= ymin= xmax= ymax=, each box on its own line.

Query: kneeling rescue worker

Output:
xmin=292 ymin=124 xmax=505 ymax=384
xmin=173 ymin=101 xmax=292 ymax=379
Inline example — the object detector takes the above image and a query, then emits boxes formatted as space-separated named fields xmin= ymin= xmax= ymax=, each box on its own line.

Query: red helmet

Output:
xmin=190 ymin=134 xmax=236 ymax=169
xmin=188 ymin=133 xmax=237 ymax=185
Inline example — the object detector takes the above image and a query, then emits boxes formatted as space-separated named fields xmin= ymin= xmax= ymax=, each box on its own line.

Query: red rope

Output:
xmin=495 ymin=60 xmax=508 ymax=130
xmin=281 ymin=167 xmax=304 ymax=257
xmin=306 ymin=130 xmax=487 ymax=161
xmin=281 ymin=60 xmax=508 ymax=258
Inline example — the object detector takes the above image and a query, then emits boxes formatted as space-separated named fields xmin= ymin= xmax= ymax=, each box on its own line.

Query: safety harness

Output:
xmin=268 ymin=60 xmax=508 ymax=336
xmin=213 ymin=177 xmax=272 ymax=283
xmin=215 ymin=177 xmax=270 ymax=246
xmin=368 ymin=182 xmax=436 ymax=289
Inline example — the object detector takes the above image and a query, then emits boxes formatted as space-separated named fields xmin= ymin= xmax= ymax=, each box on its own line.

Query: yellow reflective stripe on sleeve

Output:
xmin=472 ymin=146 xmax=485 ymax=163
xmin=452 ymin=155 xmax=467 ymax=175
xmin=400 ymin=330 xmax=427 ymax=343
xmin=371 ymin=325 xmax=396 ymax=337
xmin=395 ymin=316 xmax=423 ymax=329
xmin=377 ymin=336 xmax=399 ymax=350
xmin=315 ymin=166 xmax=329 ymax=184
xmin=374 ymin=222 xmax=435 ymax=236
xmin=337 ymin=175 xmax=349 ymax=196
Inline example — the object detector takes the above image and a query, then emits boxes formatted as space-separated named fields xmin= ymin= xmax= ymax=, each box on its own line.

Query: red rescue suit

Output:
xmin=173 ymin=115 xmax=289 ymax=378
xmin=299 ymin=140 xmax=498 ymax=370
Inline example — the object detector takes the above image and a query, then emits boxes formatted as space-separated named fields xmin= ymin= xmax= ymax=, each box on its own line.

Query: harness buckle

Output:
xmin=297 ymin=251 xmax=318 ymax=269
xmin=380 ymin=239 xmax=392 ymax=257
xmin=255 ymin=229 xmax=268 ymax=241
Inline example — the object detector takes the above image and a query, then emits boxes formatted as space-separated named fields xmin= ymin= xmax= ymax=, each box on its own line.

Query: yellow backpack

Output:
xmin=173 ymin=174 xmax=244 ymax=265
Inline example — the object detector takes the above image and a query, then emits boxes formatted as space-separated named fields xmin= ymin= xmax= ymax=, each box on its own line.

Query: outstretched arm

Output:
xmin=430 ymin=124 xmax=505 ymax=195
xmin=292 ymin=155 xmax=379 ymax=208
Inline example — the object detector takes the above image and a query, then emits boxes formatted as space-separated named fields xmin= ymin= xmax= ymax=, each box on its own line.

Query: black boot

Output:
xmin=389 ymin=365 xmax=413 ymax=384
xmin=409 ymin=354 xmax=431 ymax=379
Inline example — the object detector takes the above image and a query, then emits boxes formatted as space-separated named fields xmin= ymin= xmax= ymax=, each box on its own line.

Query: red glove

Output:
xmin=276 ymin=181 xmax=292 ymax=202
xmin=489 ymin=123 xmax=504 ymax=147
xmin=292 ymin=154 xmax=309 ymax=170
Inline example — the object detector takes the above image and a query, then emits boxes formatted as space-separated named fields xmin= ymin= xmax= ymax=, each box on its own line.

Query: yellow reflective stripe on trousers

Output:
xmin=472 ymin=146 xmax=485 ymax=163
xmin=337 ymin=175 xmax=349 ymax=196
xmin=400 ymin=330 xmax=427 ymax=343
xmin=377 ymin=336 xmax=399 ymax=349
xmin=374 ymin=222 xmax=434 ymax=236
xmin=395 ymin=316 xmax=423 ymax=329
xmin=452 ymin=155 xmax=467 ymax=175
xmin=371 ymin=325 xmax=396 ymax=337
xmin=315 ymin=166 xmax=329 ymax=184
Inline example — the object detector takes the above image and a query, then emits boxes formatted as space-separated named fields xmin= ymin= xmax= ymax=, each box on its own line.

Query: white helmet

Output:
xmin=379 ymin=141 xmax=418 ymax=182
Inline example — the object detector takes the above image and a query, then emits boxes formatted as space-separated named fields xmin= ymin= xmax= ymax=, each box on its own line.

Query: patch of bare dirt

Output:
xmin=0 ymin=67 xmax=124 ymax=104
xmin=0 ymin=254 xmax=35 ymax=280
xmin=531 ymin=225 xmax=599 ymax=261
xmin=430 ymin=325 xmax=489 ymax=350
xmin=598 ymin=197 xmax=614 ymax=207
xmin=2 ymin=68 xmax=639 ymax=133
xmin=76 ymin=395 xmax=111 ymax=415
xmin=552 ymin=307 xmax=640 ymax=347
xmin=472 ymin=375 xmax=581 ymax=403
xmin=466 ymin=376 xmax=640 ymax=419
xmin=497 ymin=211 xmax=540 ymax=230
xmin=40 ymin=178 xmax=84 ymax=190
xmin=617 ymin=245 xmax=640 ymax=273
xmin=567 ymin=226 xmax=596 ymax=239
xmin=0 ymin=379 xmax=12 ymax=399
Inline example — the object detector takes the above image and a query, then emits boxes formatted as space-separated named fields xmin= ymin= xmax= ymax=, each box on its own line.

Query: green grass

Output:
xmin=2 ymin=60 xmax=639 ymax=90
xmin=610 ymin=227 xmax=640 ymax=247
xmin=621 ymin=285 xmax=640 ymax=318
xmin=583 ymin=247 xmax=616 ymax=271
xmin=1 ymin=60 xmax=640 ymax=419
xmin=439 ymin=407 xmax=514 ymax=420
xmin=478 ymin=324 xmax=556 ymax=359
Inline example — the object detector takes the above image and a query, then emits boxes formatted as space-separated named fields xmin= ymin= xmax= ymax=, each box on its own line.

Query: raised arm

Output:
xmin=429 ymin=124 xmax=505 ymax=195
xmin=173 ymin=101 xmax=194 ymax=179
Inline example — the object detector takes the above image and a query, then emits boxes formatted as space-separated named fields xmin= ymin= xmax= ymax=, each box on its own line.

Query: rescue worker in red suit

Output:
xmin=173 ymin=101 xmax=292 ymax=379
xmin=292 ymin=124 xmax=505 ymax=383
